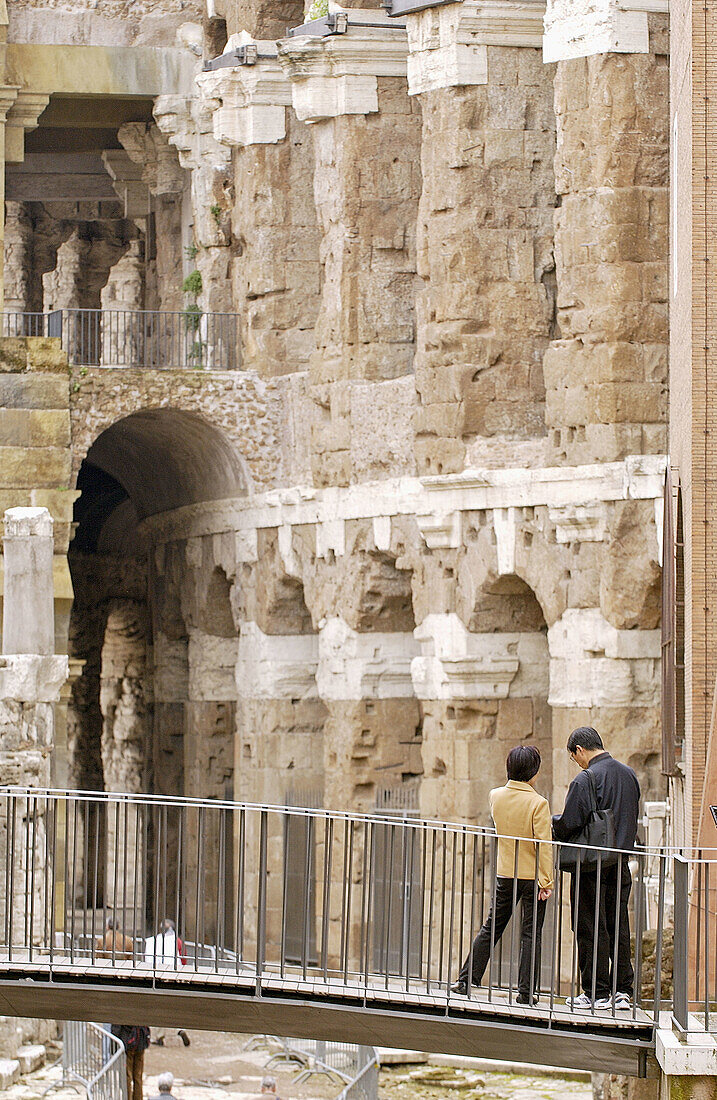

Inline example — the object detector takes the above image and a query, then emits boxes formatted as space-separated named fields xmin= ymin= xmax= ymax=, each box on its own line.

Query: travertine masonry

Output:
xmin=412 ymin=47 xmax=556 ymax=475
xmin=544 ymin=17 xmax=669 ymax=464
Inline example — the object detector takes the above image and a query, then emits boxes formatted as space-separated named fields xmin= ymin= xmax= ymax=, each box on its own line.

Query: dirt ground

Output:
xmin=5 ymin=1031 xmax=593 ymax=1099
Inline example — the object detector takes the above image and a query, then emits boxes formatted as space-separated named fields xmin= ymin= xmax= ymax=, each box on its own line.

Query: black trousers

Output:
xmin=458 ymin=877 xmax=547 ymax=997
xmin=570 ymin=860 xmax=633 ymax=1000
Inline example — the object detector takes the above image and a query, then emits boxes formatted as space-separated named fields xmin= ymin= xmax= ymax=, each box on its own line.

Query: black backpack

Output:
xmin=112 ymin=1025 xmax=150 ymax=1052
xmin=558 ymin=768 xmax=617 ymax=870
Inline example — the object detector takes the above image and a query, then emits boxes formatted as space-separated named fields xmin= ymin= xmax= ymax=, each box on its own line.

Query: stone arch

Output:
xmin=82 ymin=407 xmax=251 ymax=521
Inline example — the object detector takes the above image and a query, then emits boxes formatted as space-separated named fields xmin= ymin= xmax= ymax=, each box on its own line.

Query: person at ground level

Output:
xmin=149 ymin=1071 xmax=176 ymax=1098
xmin=451 ymin=745 xmax=553 ymax=1005
xmin=97 ymin=914 xmax=134 ymax=960
xmin=261 ymin=1075 xmax=283 ymax=1097
xmin=111 ymin=1023 xmax=150 ymax=1100
xmin=552 ymin=726 xmax=640 ymax=1012
xmin=145 ymin=918 xmax=190 ymax=1048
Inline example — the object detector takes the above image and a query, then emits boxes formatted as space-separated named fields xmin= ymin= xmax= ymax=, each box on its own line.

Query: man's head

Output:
xmin=261 ymin=1076 xmax=277 ymax=1094
xmin=506 ymin=744 xmax=541 ymax=784
xmin=161 ymin=918 xmax=176 ymax=934
xmin=106 ymin=915 xmax=116 ymax=932
xmin=157 ymin=1072 xmax=174 ymax=1094
xmin=567 ymin=727 xmax=604 ymax=770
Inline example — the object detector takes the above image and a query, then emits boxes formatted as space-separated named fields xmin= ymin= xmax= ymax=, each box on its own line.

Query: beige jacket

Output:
xmin=489 ymin=780 xmax=554 ymax=891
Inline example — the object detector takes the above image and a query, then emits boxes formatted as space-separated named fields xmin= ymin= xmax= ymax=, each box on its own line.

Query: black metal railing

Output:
xmin=0 ymin=787 xmax=692 ymax=1032
xmin=2 ymin=309 xmax=240 ymax=371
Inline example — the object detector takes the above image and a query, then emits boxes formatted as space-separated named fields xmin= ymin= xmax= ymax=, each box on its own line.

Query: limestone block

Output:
xmin=412 ymin=613 xmax=548 ymax=700
xmin=548 ymin=501 xmax=608 ymax=543
xmin=237 ymin=621 xmax=318 ymax=699
xmin=197 ymin=36 xmax=292 ymax=147
xmin=548 ymin=607 xmax=660 ymax=707
xmin=0 ymin=655 xmax=68 ymax=704
xmin=0 ymin=409 xmax=70 ymax=449
xmin=0 ymin=446 xmax=71 ymax=489
xmin=0 ymin=1060 xmax=20 ymax=1088
xmin=0 ymin=374 xmax=68 ymax=411
xmin=16 ymin=1045 xmax=45 ymax=1075
xmin=153 ymin=633 xmax=189 ymax=703
xmin=543 ymin=0 xmax=667 ymax=62
xmin=0 ymin=338 xmax=68 ymax=375
xmin=316 ymin=615 xmax=418 ymax=700
xmin=405 ymin=0 xmax=544 ymax=96
xmin=278 ymin=19 xmax=408 ymax=122
xmin=188 ymin=631 xmax=238 ymax=700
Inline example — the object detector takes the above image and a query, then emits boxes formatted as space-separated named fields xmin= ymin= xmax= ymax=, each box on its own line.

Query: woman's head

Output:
xmin=506 ymin=744 xmax=541 ymax=783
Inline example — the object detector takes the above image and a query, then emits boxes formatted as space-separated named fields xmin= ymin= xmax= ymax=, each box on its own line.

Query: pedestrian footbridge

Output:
xmin=0 ymin=790 xmax=700 ymax=1078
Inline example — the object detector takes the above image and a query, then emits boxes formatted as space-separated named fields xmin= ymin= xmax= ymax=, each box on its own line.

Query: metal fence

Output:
xmin=267 ymin=1038 xmax=378 ymax=1099
xmin=59 ymin=1021 xmax=127 ymax=1099
xmin=0 ymin=787 xmax=704 ymax=1034
xmin=2 ymin=309 xmax=240 ymax=370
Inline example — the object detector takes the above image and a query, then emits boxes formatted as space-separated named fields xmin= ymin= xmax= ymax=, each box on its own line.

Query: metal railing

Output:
xmin=58 ymin=1021 xmax=127 ymax=1099
xmin=267 ymin=1039 xmax=378 ymax=1099
xmin=0 ymin=787 xmax=699 ymax=1037
xmin=2 ymin=309 xmax=240 ymax=370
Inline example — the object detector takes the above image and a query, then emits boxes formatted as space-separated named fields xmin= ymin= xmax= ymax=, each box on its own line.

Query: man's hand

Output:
xmin=538 ymin=888 xmax=552 ymax=901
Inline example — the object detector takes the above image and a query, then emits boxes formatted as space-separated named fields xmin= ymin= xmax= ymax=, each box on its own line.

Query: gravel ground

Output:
xmin=1 ymin=1032 xmax=593 ymax=1100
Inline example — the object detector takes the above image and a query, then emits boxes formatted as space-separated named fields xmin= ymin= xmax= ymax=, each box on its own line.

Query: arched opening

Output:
xmin=68 ymin=408 xmax=249 ymax=928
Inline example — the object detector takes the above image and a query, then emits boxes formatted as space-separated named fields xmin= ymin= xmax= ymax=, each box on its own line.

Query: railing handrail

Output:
xmin=61 ymin=1021 xmax=127 ymax=1099
xmin=3 ymin=308 xmax=239 ymax=319
xmin=0 ymin=785 xmax=679 ymax=860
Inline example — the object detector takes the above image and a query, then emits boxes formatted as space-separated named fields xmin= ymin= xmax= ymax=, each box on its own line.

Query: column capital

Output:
xmin=0 ymin=85 xmax=19 ymax=126
xmin=406 ymin=0 xmax=545 ymax=95
xmin=5 ymin=92 xmax=50 ymax=163
xmin=278 ymin=14 xmax=408 ymax=122
xmin=543 ymin=0 xmax=668 ymax=63
xmin=197 ymin=35 xmax=292 ymax=147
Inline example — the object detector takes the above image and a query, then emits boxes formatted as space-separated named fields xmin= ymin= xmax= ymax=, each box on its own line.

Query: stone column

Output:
xmin=3 ymin=507 xmax=54 ymax=655
xmin=542 ymin=0 xmax=669 ymax=466
xmin=198 ymin=34 xmax=321 ymax=377
xmin=117 ymin=122 xmax=188 ymax=313
xmin=279 ymin=11 xmax=422 ymax=485
xmin=0 ymin=507 xmax=68 ymax=947
xmin=404 ymin=0 xmax=553 ymax=476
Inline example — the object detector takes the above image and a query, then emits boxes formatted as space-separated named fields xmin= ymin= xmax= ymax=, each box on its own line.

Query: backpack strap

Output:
xmin=584 ymin=766 xmax=598 ymax=812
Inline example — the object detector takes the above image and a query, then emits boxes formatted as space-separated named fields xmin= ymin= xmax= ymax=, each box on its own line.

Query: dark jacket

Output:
xmin=552 ymin=752 xmax=640 ymax=853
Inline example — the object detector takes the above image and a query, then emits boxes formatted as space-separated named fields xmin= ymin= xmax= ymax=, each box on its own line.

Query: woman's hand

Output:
xmin=538 ymin=888 xmax=552 ymax=901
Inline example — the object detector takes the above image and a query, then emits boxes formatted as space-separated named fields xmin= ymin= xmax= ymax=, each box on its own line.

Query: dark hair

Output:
xmin=567 ymin=726 xmax=604 ymax=754
xmin=506 ymin=745 xmax=541 ymax=783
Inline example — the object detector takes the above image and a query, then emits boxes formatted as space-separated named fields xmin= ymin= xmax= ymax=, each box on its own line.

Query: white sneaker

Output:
xmin=565 ymin=993 xmax=592 ymax=1010
xmin=613 ymin=992 xmax=632 ymax=1011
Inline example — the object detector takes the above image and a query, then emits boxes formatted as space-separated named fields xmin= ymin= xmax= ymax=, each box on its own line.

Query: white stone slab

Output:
xmin=543 ymin=0 xmax=667 ymax=62
xmin=548 ymin=608 xmax=660 ymax=707
xmin=317 ymin=616 xmax=418 ymax=700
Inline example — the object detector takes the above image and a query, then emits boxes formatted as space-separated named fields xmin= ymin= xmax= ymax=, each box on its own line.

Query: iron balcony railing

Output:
xmin=2 ymin=309 xmax=240 ymax=370
xmin=0 ymin=787 xmax=708 ymax=1035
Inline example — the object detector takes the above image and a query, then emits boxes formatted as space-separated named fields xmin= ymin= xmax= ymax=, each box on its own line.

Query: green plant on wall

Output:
xmin=182 ymin=268 xmax=204 ymax=368
xmin=305 ymin=0 xmax=328 ymax=17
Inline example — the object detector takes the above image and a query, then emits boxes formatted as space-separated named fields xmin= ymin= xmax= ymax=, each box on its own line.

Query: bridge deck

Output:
xmin=0 ymin=956 xmax=655 ymax=1077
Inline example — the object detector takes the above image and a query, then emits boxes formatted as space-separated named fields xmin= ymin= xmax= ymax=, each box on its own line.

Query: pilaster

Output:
xmin=279 ymin=14 xmax=421 ymax=486
xmin=542 ymin=0 xmax=669 ymax=465
xmin=198 ymin=36 xmax=322 ymax=378
xmin=4 ymin=92 xmax=49 ymax=164
xmin=404 ymin=1 xmax=555 ymax=475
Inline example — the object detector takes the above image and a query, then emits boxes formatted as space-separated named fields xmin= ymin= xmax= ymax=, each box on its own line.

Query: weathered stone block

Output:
xmin=0 ymin=409 xmax=71 ymax=448
xmin=0 ymin=374 xmax=68 ymax=411
xmin=0 ymin=447 xmax=71 ymax=489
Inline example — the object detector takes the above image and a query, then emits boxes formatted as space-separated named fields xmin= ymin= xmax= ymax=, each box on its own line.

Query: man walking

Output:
xmin=111 ymin=1023 xmax=150 ymax=1100
xmin=552 ymin=727 xmax=640 ymax=1011
xmin=451 ymin=745 xmax=553 ymax=1005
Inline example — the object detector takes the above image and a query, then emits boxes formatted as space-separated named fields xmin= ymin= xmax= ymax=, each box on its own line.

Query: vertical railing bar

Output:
xmin=652 ymin=854 xmax=666 ymax=1021
xmin=28 ymin=795 xmax=37 ymax=962
xmin=705 ymin=861 xmax=711 ymax=1031
xmin=528 ymin=845 xmax=540 ymax=1006
xmin=82 ymin=798 xmax=90 ymax=948
xmin=383 ymin=823 xmax=395 ymax=989
xmin=508 ymin=839 xmax=519 ymax=1005
xmin=487 ymin=834 xmax=498 ymax=1003
xmin=122 ymin=800 xmax=129 ymax=961
xmin=194 ymin=808 xmax=202 ymax=970
xmin=445 ymin=830 xmax=458 ymax=1011
xmin=438 ymin=824 xmax=447 ymax=989
xmin=256 ymin=810 xmax=268 ymax=995
xmin=49 ymin=799 xmax=57 ymax=968
xmin=237 ymin=807 xmax=245 ymax=966
xmin=302 ymin=814 xmax=313 ymax=981
xmin=69 ymin=800 xmax=78 ymax=964
xmin=697 ymin=857 xmax=703 ymax=1005
xmin=363 ymin=821 xmax=375 ymax=1000
xmin=611 ymin=852 xmax=622 ymax=1019
xmin=634 ymin=851 xmax=645 ymax=1022
xmin=466 ymin=832 xmax=478 ymax=1000
xmin=570 ymin=859 xmax=581 ymax=1009
xmin=405 ymin=821 xmax=416 ymax=991
xmin=340 ymin=818 xmax=350 ymax=983
xmin=175 ymin=808 xmax=183 ymax=969
xmin=426 ymin=828 xmax=437 ymax=995
xmin=549 ymin=849 xmax=561 ymax=1018
xmin=322 ymin=815 xmax=333 ymax=985
xmin=280 ymin=812 xmax=288 ymax=980
xmin=589 ymin=852 xmax=602 ymax=1015
xmin=111 ymin=801 xmax=120 ymax=968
